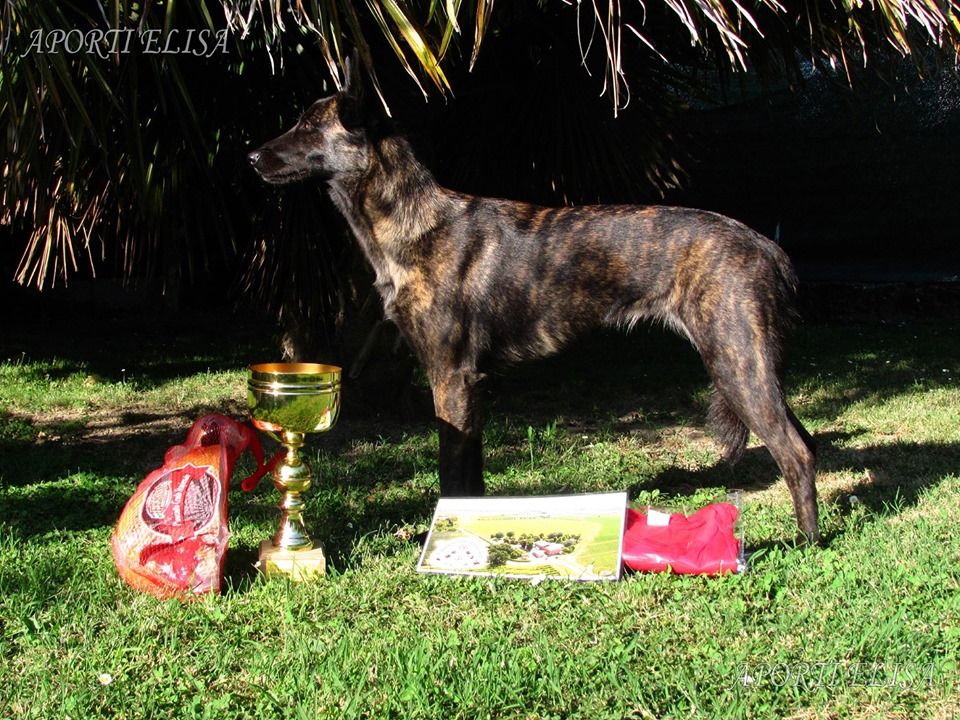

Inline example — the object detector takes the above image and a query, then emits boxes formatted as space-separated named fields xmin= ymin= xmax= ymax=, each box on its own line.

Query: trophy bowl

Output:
xmin=248 ymin=362 xmax=341 ymax=578
xmin=248 ymin=362 xmax=341 ymax=435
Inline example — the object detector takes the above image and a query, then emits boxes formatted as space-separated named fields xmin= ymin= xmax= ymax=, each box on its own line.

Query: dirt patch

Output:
xmin=12 ymin=400 xmax=250 ymax=476
xmin=28 ymin=399 xmax=247 ymax=444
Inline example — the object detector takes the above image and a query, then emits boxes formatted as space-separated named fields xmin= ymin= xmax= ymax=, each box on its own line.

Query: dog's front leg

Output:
xmin=431 ymin=369 xmax=485 ymax=496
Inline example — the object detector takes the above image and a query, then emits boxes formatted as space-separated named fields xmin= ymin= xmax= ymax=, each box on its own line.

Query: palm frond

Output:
xmin=4 ymin=0 xmax=959 ymax=294
xmin=216 ymin=0 xmax=959 ymax=118
xmin=1 ymin=0 xmax=239 ymax=289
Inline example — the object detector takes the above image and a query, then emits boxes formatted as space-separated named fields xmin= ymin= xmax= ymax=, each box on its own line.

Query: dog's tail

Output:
xmin=708 ymin=390 xmax=749 ymax=464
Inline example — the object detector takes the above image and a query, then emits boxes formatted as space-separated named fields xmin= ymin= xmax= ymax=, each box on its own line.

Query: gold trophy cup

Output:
xmin=248 ymin=362 xmax=341 ymax=579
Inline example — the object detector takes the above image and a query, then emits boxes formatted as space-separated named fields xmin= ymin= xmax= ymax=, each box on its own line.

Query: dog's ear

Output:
xmin=338 ymin=50 xmax=367 ymax=130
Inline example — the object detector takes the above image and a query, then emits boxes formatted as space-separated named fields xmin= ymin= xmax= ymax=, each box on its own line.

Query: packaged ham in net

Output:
xmin=111 ymin=414 xmax=278 ymax=599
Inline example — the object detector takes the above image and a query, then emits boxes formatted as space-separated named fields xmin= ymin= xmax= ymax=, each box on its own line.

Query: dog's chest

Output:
xmin=373 ymin=255 xmax=432 ymax=321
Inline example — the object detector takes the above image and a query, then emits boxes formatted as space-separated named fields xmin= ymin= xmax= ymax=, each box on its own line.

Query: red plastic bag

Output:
xmin=621 ymin=503 xmax=742 ymax=575
xmin=111 ymin=414 xmax=278 ymax=599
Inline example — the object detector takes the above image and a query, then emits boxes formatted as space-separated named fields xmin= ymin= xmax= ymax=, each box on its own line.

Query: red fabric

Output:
xmin=111 ymin=414 xmax=278 ymax=599
xmin=621 ymin=503 xmax=741 ymax=575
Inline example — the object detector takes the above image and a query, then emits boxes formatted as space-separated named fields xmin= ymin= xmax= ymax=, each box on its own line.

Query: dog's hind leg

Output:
xmin=430 ymin=369 xmax=486 ymax=497
xmin=703 ymin=345 xmax=820 ymax=544
xmin=707 ymin=389 xmax=750 ymax=464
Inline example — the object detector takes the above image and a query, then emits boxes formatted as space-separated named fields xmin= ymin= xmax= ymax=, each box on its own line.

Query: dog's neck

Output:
xmin=328 ymin=135 xmax=448 ymax=253
xmin=326 ymin=135 xmax=451 ymax=312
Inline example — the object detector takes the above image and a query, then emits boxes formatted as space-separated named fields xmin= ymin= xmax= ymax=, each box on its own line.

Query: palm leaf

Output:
xmin=5 ymin=0 xmax=960 ymax=294
xmin=216 ymin=0 xmax=960 ymax=114
xmin=470 ymin=0 xmax=495 ymax=69
xmin=378 ymin=0 xmax=451 ymax=90
xmin=2 ymin=0 xmax=242 ymax=288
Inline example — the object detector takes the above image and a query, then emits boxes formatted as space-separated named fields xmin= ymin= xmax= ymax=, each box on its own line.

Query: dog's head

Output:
xmin=247 ymin=58 xmax=374 ymax=185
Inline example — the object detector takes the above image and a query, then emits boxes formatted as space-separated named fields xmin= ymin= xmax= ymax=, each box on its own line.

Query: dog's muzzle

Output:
xmin=247 ymin=147 xmax=290 ymax=184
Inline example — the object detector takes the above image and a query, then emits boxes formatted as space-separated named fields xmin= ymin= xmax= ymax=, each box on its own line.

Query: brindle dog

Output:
xmin=248 ymin=66 xmax=820 ymax=542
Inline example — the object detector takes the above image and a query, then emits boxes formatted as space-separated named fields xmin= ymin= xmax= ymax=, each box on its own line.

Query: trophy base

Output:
xmin=258 ymin=540 xmax=326 ymax=581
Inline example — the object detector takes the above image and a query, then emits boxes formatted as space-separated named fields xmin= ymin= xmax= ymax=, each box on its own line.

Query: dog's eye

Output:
xmin=297 ymin=110 xmax=322 ymax=130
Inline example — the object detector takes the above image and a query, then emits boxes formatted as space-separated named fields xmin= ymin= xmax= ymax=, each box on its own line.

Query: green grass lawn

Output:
xmin=1 ymin=299 xmax=958 ymax=719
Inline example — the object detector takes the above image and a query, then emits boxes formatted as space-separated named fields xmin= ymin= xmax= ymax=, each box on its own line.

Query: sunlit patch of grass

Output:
xmin=0 ymin=356 xmax=247 ymax=417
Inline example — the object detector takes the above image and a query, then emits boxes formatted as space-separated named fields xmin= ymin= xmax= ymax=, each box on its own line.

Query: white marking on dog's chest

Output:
xmin=377 ymin=256 xmax=413 ymax=312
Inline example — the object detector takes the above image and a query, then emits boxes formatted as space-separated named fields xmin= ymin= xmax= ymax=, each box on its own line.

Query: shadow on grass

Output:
xmin=1 ymin=306 xmax=277 ymax=387
xmin=3 ymin=315 xmax=958 ymax=554
xmin=219 ymin=488 xmax=441 ymax=591
xmin=627 ymin=431 xmax=960 ymax=548
xmin=4 ymin=410 xmax=959 ymax=549
xmin=0 ymin=406 xmax=243 ymax=486
xmin=819 ymin=438 xmax=960 ymax=515
xmin=223 ymin=545 xmax=262 ymax=591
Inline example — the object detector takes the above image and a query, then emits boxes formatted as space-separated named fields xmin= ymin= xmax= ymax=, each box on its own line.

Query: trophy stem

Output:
xmin=248 ymin=361 xmax=341 ymax=580
xmin=273 ymin=430 xmax=314 ymax=551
